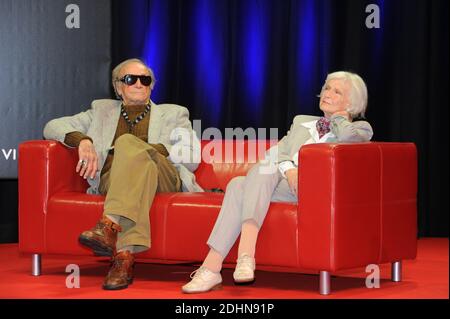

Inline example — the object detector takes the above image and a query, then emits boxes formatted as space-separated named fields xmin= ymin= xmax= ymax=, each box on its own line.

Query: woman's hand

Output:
xmin=332 ymin=110 xmax=351 ymax=121
xmin=76 ymin=139 xmax=98 ymax=179
xmin=285 ymin=168 xmax=298 ymax=194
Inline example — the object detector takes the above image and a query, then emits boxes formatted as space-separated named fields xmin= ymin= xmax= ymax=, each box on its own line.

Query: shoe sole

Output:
xmin=93 ymin=250 xmax=112 ymax=257
xmin=102 ymin=278 xmax=133 ymax=290
xmin=234 ymin=278 xmax=255 ymax=285
xmin=182 ymin=283 xmax=222 ymax=294
xmin=78 ymin=235 xmax=113 ymax=257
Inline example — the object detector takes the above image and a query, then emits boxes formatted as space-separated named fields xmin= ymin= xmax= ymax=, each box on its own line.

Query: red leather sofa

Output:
xmin=18 ymin=140 xmax=417 ymax=294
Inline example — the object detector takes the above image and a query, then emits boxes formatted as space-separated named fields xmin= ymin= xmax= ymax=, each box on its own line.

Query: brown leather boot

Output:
xmin=103 ymin=250 xmax=135 ymax=290
xmin=78 ymin=216 xmax=122 ymax=257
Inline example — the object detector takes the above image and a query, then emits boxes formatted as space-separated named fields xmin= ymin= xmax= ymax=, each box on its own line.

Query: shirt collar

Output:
xmin=301 ymin=119 xmax=318 ymax=129
xmin=301 ymin=119 xmax=334 ymax=143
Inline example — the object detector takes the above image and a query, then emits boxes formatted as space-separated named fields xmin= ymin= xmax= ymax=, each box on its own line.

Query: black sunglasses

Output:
xmin=118 ymin=74 xmax=152 ymax=86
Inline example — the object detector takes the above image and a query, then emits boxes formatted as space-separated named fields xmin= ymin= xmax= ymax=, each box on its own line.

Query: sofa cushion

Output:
xmin=160 ymin=193 xmax=299 ymax=267
xmin=195 ymin=140 xmax=274 ymax=190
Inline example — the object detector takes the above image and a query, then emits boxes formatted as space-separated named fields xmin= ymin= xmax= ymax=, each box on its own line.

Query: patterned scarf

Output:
xmin=316 ymin=117 xmax=331 ymax=139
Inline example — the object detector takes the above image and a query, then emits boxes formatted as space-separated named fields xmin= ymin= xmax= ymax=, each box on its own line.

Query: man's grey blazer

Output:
xmin=43 ymin=99 xmax=204 ymax=194
xmin=267 ymin=114 xmax=374 ymax=165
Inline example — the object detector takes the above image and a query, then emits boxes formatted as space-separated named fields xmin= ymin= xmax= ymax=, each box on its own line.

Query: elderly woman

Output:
xmin=182 ymin=71 xmax=374 ymax=293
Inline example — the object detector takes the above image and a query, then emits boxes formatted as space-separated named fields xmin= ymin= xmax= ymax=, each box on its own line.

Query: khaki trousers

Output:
xmin=99 ymin=134 xmax=181 ymax=253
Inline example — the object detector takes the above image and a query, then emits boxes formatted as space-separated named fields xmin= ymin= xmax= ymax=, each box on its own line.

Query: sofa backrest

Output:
xmin=194 ymin=140 xmax=275 ymax=190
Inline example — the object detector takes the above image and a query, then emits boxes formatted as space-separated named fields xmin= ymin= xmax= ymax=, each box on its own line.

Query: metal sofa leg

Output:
xmin=319 ymin=271 xmax=331 ymax=295
xmin=391 ymin=261 xmax=402 ymax=282
xmin=32 ymin=254 xmax=41 ymax=276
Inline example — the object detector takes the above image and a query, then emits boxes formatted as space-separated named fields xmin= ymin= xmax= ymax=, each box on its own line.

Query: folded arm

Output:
xmin=330 ymin=115 xmax=373 ymax=142
xmin=43 ymin=109 xmax=93 ymax=147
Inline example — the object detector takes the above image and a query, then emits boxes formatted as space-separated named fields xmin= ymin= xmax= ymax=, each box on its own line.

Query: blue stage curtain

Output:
xmin=111 ymin=0 xmax=449 ymax=237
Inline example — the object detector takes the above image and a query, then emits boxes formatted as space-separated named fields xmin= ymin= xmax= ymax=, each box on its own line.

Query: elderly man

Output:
xmin=44 ymin=58 xmax=202 ymax=290
xmin=182 ymin=71 xmax=374 ymax=293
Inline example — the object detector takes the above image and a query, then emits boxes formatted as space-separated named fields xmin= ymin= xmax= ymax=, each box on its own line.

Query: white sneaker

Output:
xmin=181 ymin=266 xmax=222 ymax=294
xmin=233 ymin=253 xmax=256 ymax=284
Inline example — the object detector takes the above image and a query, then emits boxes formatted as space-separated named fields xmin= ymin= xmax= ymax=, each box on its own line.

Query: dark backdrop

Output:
xmin=0 ymin=0 xmax=111 ymax=242
xmin=0 ymin=0 xmax=448 ymax=242
xmin=111 ymin=0 xmax=449 ymax=237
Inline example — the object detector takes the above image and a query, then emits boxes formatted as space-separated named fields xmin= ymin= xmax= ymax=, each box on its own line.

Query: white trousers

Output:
xmin=207 ymin=163 xmax=298 ymax=257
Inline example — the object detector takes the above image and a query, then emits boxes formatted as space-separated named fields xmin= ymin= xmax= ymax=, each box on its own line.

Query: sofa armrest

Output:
xmin=18 ymin=140 xmax=88 ymax=253
xmin=297 ymin=142 xmax=417 ymax=271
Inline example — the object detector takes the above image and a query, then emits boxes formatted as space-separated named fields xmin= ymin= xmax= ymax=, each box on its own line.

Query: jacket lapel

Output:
xmin=148 ymin=101 xmax=163 ymax=144
xmin=102 ymin=101 xmax=121 ymax=150
xmin=301 ymin=121 xmax=319 ymax=143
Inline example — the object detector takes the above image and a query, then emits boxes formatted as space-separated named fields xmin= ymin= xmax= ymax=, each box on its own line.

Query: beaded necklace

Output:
xmin=120 ymin=103 xmax=151 ymax=131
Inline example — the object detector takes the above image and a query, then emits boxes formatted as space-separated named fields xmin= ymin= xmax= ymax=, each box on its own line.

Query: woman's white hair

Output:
xmin=111 ymin=58 xmax=156 ymax=99
xmin=320 ymin=71 xmax=368 ymax=119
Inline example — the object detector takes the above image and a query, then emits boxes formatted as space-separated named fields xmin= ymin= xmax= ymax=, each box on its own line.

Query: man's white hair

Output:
xmin=112 ymin=58 xmax=156 ymax=98
xmin=320 ymin=71 xmax=368 ymax=118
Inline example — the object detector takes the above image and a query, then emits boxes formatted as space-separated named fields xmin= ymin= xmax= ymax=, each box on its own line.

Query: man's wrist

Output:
xmin=79 ymin=137 xmax=93 ymax=146
xmin=64 ymin=132 xmax=93 ymax=148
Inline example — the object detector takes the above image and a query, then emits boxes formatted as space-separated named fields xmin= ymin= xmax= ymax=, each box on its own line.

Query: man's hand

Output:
xmin=285 ymin=168 xmax=298 ymax=194
xmin=76 ymin=139 xmax=98 ymax=179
